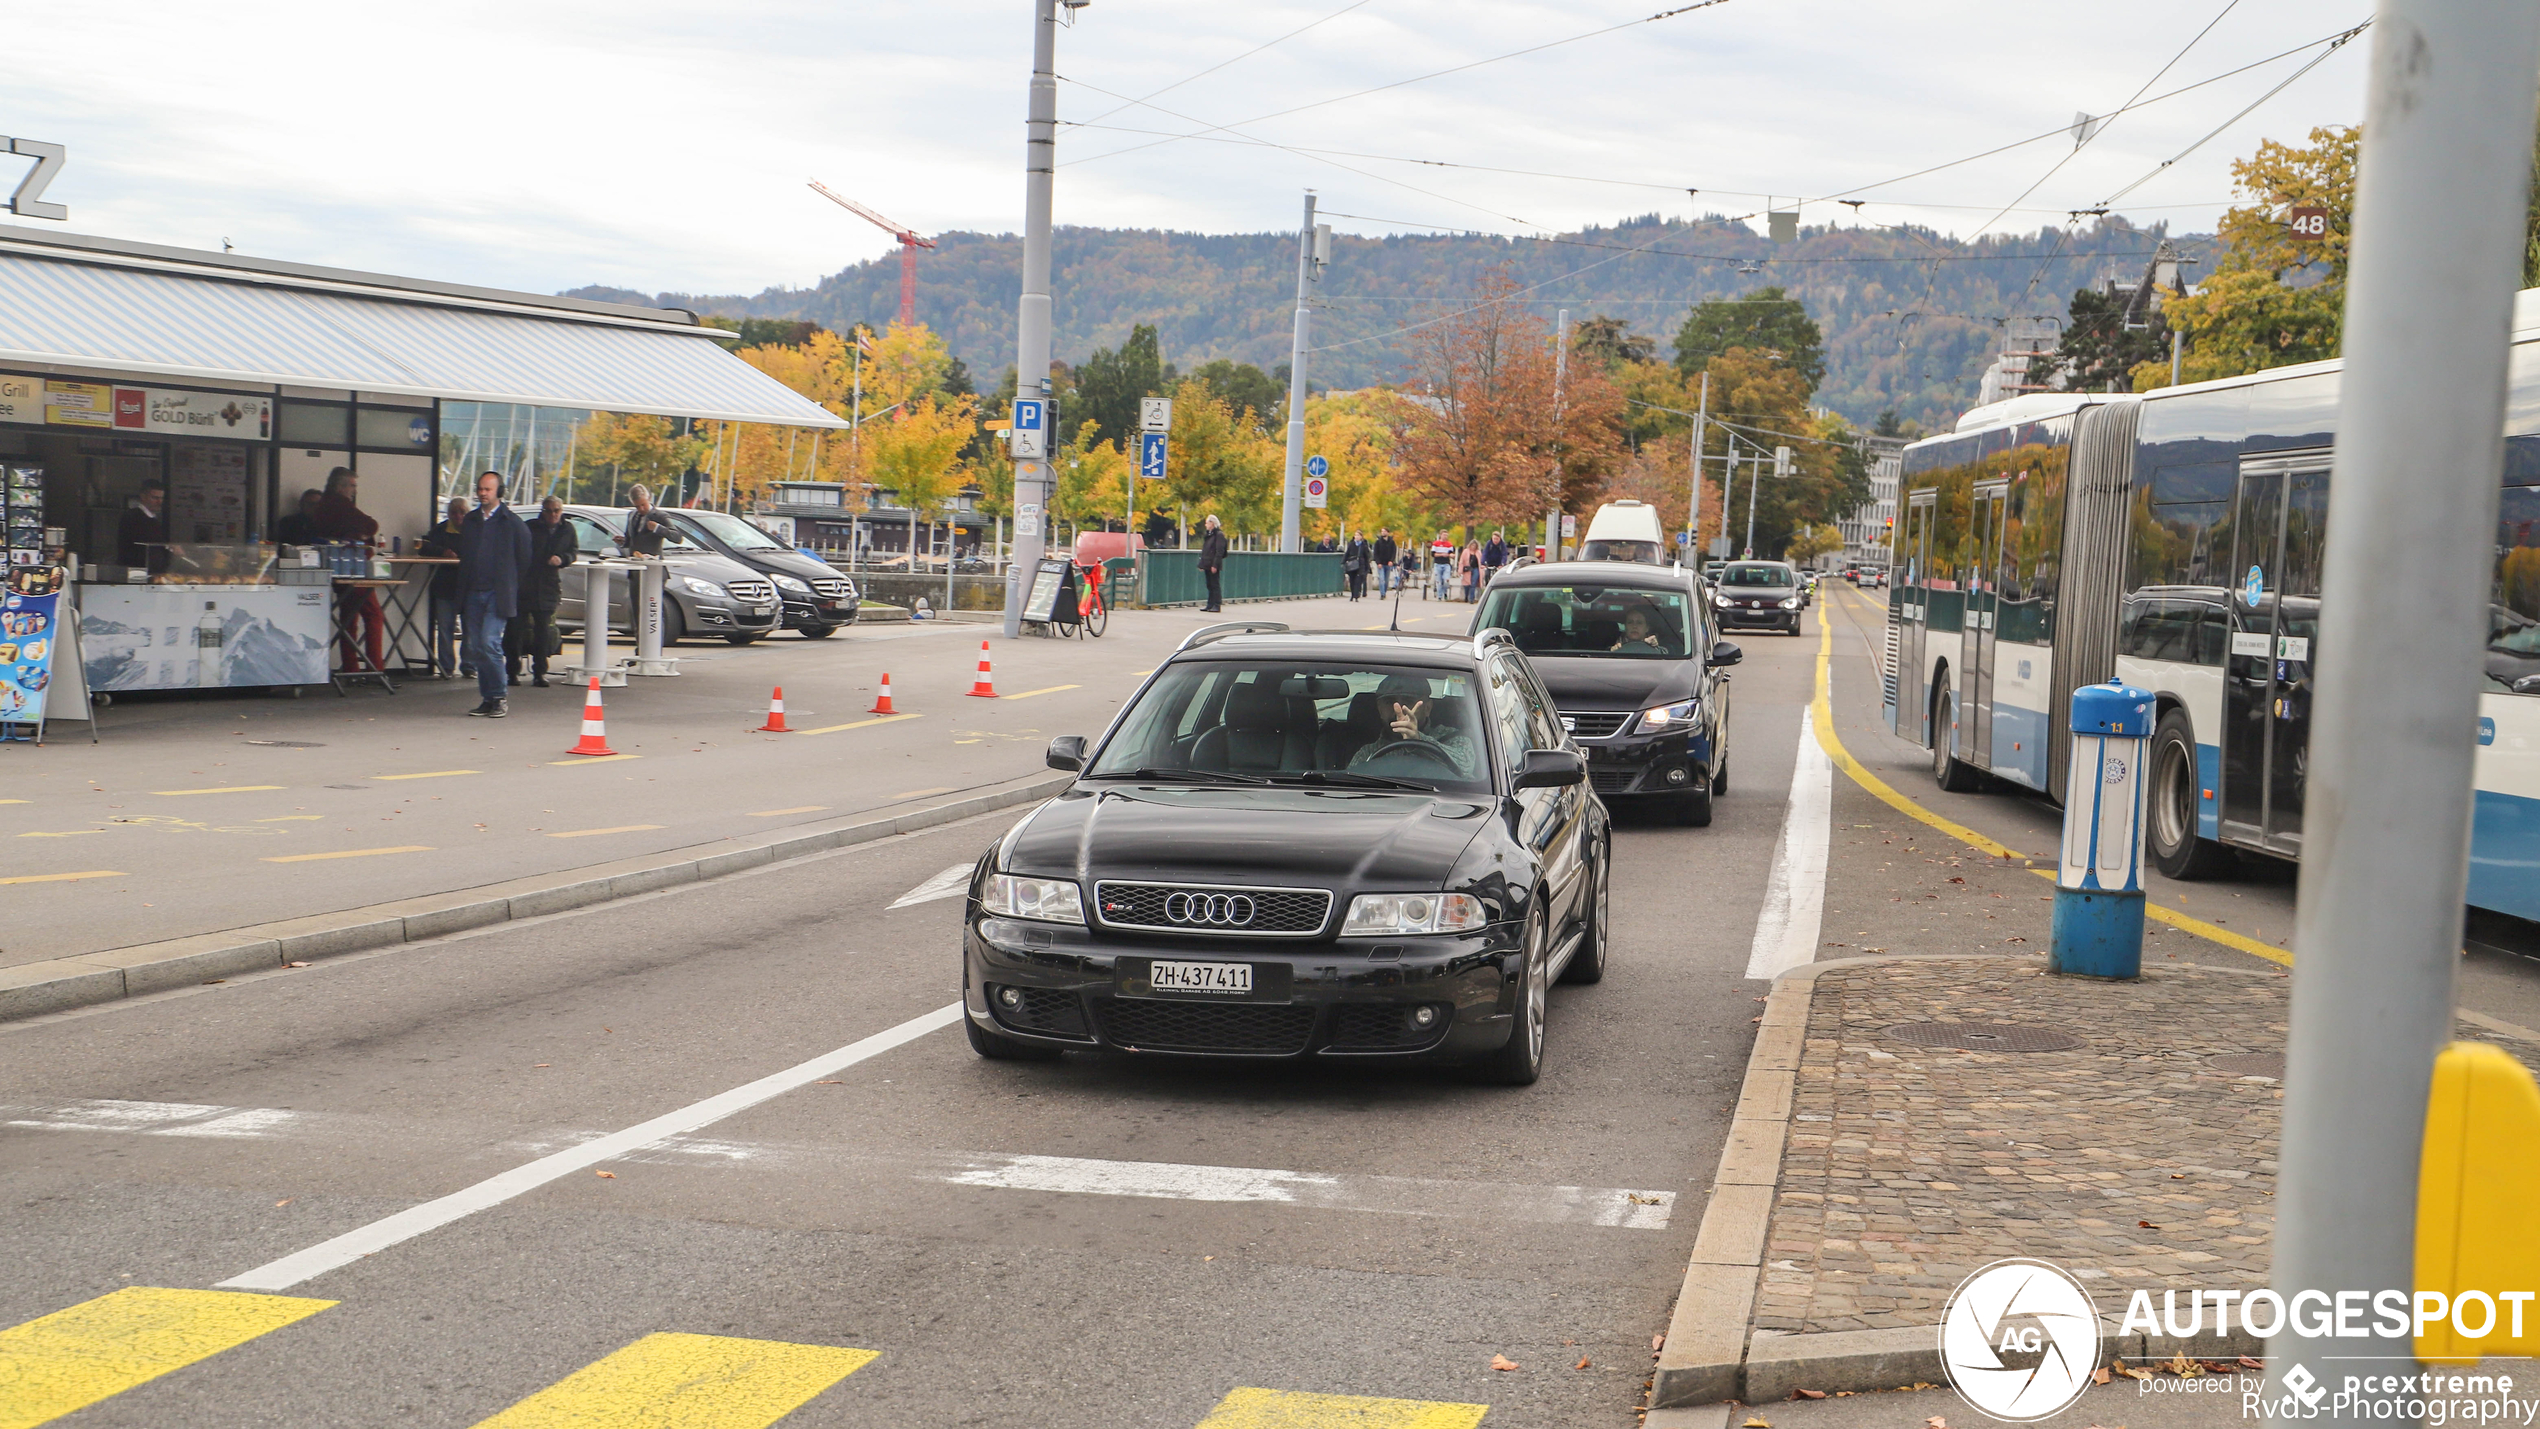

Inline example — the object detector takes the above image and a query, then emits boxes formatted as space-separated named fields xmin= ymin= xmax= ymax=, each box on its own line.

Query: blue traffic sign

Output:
xmin=1139 ymin=430 xmax=1168 ymax=481
xmin=1305 ymin=454 xmax=1328 ymax=479
xmin=1012 ymin=398 xmax=1044 ymax=432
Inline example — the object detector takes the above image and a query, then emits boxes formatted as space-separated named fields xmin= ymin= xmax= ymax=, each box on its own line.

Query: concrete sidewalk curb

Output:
xmin=0 ymin=773 xmax=1073 ymax=1024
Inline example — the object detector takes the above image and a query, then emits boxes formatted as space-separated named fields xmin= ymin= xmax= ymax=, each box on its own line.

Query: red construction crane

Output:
xmin=808 ymin=180 xmax=935 ymax=330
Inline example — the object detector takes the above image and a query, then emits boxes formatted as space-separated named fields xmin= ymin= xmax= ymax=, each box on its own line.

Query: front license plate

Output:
xmin=1149 ymin=960 xmax=1252 ymax=995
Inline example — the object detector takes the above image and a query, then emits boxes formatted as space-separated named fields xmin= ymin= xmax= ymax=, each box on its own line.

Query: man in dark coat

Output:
xmin=506 ymin=496 xmax=577 ymax=687
xmin=1372 ymin=529 xmax=1398 ymax=597
xmin=1196 ymin=514 xmax=1229 ymax=612
xmin=116 ymin=481 xmax=166 ymax=572
xmin=417 ymin=497 xmax=469 ymax=679
xmin=1343 ymin=534 xmax=1371 ymax=601
xmin=456 ymin=470 xmax=533 ymax=716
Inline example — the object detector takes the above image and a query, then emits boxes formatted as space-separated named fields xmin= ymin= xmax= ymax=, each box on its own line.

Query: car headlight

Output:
xmin=677 ymin=575 xmax=723 ymax=598
xmin=980 ymin=873 xmax=1085 ymax=924
xmin=1778 ymin=597 xmax=1800 ymax=609
xmin=1340 ymin=892 xmax=1486 ymax=937
xmin=1639 ymin=699 xmax=1697 ymax=730
xmin=1712 ymin=593 xmax=1733 ymax=608
xmin=772 ymin=574 xmax=812 ymax=594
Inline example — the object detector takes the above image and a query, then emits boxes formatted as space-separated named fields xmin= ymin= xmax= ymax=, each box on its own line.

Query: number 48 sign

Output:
xmin=2288 ymin=206 xmax=2329 ymax=242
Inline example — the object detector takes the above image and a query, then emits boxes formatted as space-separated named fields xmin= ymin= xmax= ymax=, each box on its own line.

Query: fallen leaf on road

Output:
xmin=2092 ymin=1367 xmax=2111 ymax=1385
xmin=2114 ymin=1364 xmax=2154 ymax=1381
xmin=1832 ymin=1392 xmax=1855 ymax=1398
xmin=1792 ymin=1388 xmax=1825 ymax=1399
xmin=1652 ymin=1334 xmax=1665 ymax=1352
xmin=534 ymin=1064 xmax=551 ymax=1068
xmin=2138 ymin=1220 xmax=2158 ymax=1228
xmin=274 ymin=1198 xmax=292 ymax=1208
xmin=1577 ymin=1357 xmax=1593 ymax=1370
xmin=1924 ymin=1417 xmax=1947 ymax=1429
xmin=816 ymin=1080 xmax=844 ymax=1085
xmin=1743 ymin=1420 xmax=1770 ymax=1428
xmin=594 ymin=1170 xmax=615 ymax=1179
xmin=2166 ymin=1354 xmax=2203 ymax=1377
xmin=1491 ymin=1355 xmax=1520 ymax=1372
xmin=2240 ymin=1356 xmax=2265 ymax=1370
xmin=286 ymin=961 xmax=310 ymax=969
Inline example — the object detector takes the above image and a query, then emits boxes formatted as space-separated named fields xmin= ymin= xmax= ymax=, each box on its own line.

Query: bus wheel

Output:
xmin=2149 ymin=708 xmax=2236 ymax=879
xmin=1932 ymin=691 xmax=1982 ymax=792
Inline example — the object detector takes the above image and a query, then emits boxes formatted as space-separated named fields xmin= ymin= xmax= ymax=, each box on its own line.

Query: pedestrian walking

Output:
xmin=506 ymin=496 xmax=576 ymax=687
xmin=456 ymin=470 xmax=532 ymax=717
xmin=1197 ymin=514 xmax=1229 ymax=612
xmin=314 ymin=467 xmax=387 ymax=675
xmin=1460 ymin=540 xmax=1481 ymax=602
xmin=1343 ymin=534 xmax=1371 ymax=600
xmin=1430 ymin=531 xmax=1454 ymax=600
xmin=1372 ymin=529 xmax=1398 ymax=597
xmin=417 ymin=497 xmax=469 ymax=679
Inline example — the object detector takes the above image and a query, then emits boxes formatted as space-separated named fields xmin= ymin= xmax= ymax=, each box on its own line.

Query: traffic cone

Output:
xmin=755 ymin=685 xmax=792 ymax=733
xmin=567 ymin=677 xmax=617 ymax=756
xmin=869 ymin=672 xmax=897 ymax=715
xmin=966 ymin=641 xmax=998 ymax=698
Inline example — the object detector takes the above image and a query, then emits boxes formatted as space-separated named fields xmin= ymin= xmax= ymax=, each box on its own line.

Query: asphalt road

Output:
xmin=0 ymin=588 xmax=1816 ymax=1428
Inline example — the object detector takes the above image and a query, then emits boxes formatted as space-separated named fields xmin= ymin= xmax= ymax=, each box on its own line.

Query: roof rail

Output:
xmin=1500 ymin=556 xmax=1538 ymax=575
xmin=1472 ymin=626 xmax=1518 ymax=656
xmin=1178 ymin=620 xmax=1290 ymax=652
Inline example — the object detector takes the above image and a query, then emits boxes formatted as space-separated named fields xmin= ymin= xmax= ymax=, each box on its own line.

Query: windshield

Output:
xmin=1476 ymin=584 xmax=1692 ymax=659
xmin=1087 ymin=660 xmax=1491 ymax=791
xmin=1720 ymin=564 xmax=1795 ymax=587
xmin=680 ymin=510 xmax=788 ymax=552
xmin=1580 ymin=539 xmax=1662 ymax=564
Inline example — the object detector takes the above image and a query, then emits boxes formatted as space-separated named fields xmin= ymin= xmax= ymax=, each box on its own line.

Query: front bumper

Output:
xmin=962 ymin=914 xmax=1523 ymax=1059
xmin=1578 ymin=724 xmax=1717 ymax=799
xmin=684 ymin=596 xmax=780 ymax=632
xmin=1715 ymin=603 xmax=1799 ymax=628
xmin=779 ymin=596 xmax=858 ymax=628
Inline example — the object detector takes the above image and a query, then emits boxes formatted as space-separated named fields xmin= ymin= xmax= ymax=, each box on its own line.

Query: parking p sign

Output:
xmin=1009 ymin=398 xmax=1046 ymax=460
xmin=1303 ymin=475 xmax=1328 ymax=508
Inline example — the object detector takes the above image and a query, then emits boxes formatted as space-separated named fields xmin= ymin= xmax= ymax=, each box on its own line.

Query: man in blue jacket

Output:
xmin=456 ymin=470 xmax=533 ymax=717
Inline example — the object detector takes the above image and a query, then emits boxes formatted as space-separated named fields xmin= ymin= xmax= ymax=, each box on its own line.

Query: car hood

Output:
xmin=658 ymin=550 xmax=764 ymax=583
xmin=712 ymin=546 xmax=845 ymax=583
xmin=1005 ymin=785 xmax=1489 ymax=887
xmin=1527 ymin=656 xmax=1702 ymax=713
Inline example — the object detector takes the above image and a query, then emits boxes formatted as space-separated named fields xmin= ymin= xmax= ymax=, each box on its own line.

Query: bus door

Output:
xmin=1894 ymin=489 xmax=1937 ymax=744
xmin=2221 ymin=456 xmax=2329 ymax=852
xmin=1962 ymin=481 xmax=2009 ymax=769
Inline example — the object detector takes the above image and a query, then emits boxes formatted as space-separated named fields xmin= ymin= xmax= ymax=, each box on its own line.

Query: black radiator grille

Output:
xmin=1094 ymin=883 xmax=1332 ymax=936
xmin=1096 ymin=1000 xmax=1317 ymax=1054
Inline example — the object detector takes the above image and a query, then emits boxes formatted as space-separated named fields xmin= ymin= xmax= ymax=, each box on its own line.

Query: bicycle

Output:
xmin=1074 ymin=560 xmax=1108 ymax=638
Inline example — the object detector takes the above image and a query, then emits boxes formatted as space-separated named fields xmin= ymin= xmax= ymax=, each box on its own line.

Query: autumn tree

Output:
xmin=1673 ymin=288 xmax=1826 ymax=392
xmin=573 ymin=412 xmax=707 ymax=506
xmin=2028 ymin=285 xmax=2172 ymax=393
xmin=1073 ymin=324 xmax=1173 ymax=450
xmin=2138 ymin=125 xmax=2356 ymax=389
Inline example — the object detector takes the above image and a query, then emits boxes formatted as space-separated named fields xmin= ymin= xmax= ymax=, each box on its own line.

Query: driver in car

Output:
xmin=1350 ymin=673 xmax=1480 ymax=778
xmin=1609 ymin=607 xmax=1665 ymax=652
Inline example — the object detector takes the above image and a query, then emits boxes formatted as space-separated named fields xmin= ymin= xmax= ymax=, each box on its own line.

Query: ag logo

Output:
xmin=2282 ymin=1363 xmax=2327 ymax=1411
xmin=1939 ymin=1258 xmax=2099 ymax=1421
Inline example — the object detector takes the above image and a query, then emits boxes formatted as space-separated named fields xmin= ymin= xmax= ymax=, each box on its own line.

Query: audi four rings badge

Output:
xmin=1164 ymin=892 xmax=1256 ymax=926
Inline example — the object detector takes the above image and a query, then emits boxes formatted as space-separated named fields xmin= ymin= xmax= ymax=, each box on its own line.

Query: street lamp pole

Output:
xmin=1002 ymin=0 xmax=1068 ymax=639
xmin=1279 ymin=191 xmax=1318 ymax=554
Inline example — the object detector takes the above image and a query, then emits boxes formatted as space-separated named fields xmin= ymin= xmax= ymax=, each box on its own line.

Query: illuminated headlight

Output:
xmin=1712 ymin=592 xmax=1733 ymax=608
xmin=981 ymin=873 xmax=1085 ymax=924
xmin=677 ymin=575 xmax=724 ymax=598
xmin=1639 ymin=698 xmax=1698 ymax=730
xmin=772 ymin=574 xmax=812 ymax=594
xmin=1778 ymin=597 xmax=1800 ymax=609
xmin=1340 ymin=892 xmax=1486 ymax=937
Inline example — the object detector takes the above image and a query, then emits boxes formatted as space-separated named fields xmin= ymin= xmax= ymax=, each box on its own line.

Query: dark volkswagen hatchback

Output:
xmin=1473 ymin=562 xmax=1739 ymax=825
xmin=961 ymin=624 xmax=1611 ymax=1084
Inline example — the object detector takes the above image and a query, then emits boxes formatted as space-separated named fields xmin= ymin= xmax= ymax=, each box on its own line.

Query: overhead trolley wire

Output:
xmin=2095 ymin=19 xmax=2371 ymax=207
xmin=1074 ymin=0 xmax=1380 ymax=128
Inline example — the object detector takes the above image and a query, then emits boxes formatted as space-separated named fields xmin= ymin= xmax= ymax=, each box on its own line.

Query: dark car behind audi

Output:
xmin=662 ymin=509 xmax=858 ymax=638
xmin=962 ymin=624 xmax=1611 ymax=1084
xmin=1711 ymin=560 xmax=1805 ymax=635
xmin=1471 ymin=562 xmax=1738 ymax=825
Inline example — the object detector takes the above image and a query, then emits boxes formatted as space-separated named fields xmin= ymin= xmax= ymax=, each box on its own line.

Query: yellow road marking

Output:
xmin=0 ymin=1285 xmax=333 ymax=1429
xmin=748 ymin=805 xmax=829 ymax=817
xmin=0 ymin=869 xmax=122 ymax=885
xmin=889 ymin=786 xmax=955 ymax=800
xmin=254 ymin=816 xmax=324 ymax=823
xmin=1130 ymin=669 xmax=1154 ymax=678
xmin=548 ymin=824 xmax=664 ymax=839
xmin=15 ymin=831 xmax=102 ymax=838
xmin=1001 ymin=684 xmax=1080 ymax=700
xmin=0 ymin=798 xmax=25 ymax=804
xmin=1812 ymin=604 xmax=2292 ymax=967
xmin=1195 ymin=1387 xmax=1489 ymax=1428
xmin=152 ymin=785 xmax=285 ymax=796
xmin=371 ymin=770 xmax=478 ymax=781
xmin=799 ymin=712 xmax=922 ymax=735
xmin=469 ymin=1332 xmax=876 ymax=1429
xmin=549 ymin=754 xmax=642 ymax=765
xmin=261 ymin=846 xmax=433 ymax=863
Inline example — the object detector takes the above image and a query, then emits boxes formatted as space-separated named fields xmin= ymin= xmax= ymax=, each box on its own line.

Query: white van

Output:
xmin=1579 ymin=499 xmax=1667 ymax=564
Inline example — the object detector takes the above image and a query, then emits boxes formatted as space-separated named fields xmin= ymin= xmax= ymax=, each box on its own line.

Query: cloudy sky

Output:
xmin=6 ymin=0 xmax=2368 ymax=299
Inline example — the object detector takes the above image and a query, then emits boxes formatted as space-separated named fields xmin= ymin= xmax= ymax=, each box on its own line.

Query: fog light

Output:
xmin=1665 ymin=766 xmax=1691 ymax=785
xmin=1408 ymin=1005 xmax=1438 ymax=1029
xmin=997 ymin=986 xmax=1023 ymax=1008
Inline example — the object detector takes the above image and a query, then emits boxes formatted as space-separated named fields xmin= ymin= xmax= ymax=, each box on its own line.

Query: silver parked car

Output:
xmin=545 ymin=505 xmax=781 ymax=645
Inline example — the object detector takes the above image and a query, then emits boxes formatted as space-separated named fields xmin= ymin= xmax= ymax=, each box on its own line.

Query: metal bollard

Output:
xmin=568 ymin=563 xmax=626 ymax=687
xmin=2049 ymin=681 xmax=2154 ymax=979
xmin=631 ymin=560 xmax=678 ymax=677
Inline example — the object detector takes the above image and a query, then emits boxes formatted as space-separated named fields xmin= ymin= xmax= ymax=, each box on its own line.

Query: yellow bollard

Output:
xmin=2415 ymin=1040 xmax=2540 ymax=1362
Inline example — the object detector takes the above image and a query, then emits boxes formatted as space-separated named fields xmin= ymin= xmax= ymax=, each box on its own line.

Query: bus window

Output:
xmin=2491 ymin=482 xmax=2540 ymax=693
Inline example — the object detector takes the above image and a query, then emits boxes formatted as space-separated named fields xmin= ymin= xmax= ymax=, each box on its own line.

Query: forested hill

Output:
xmin=570 ymin=214 xmax=2209 ymax=431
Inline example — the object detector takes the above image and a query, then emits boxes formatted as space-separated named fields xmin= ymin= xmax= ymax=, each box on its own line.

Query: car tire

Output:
xmin=799 ymin=623 xmax=836 ymax=639
xmin=724 ymin=632 xmax=762 ymax=646
xmin=1559 ymin=851 xmax=1609 ymax=984
xmin=2149 ymin=707 xmax=2236 ymax=880
xmin=1674 ymin=786 xmax=1713 ymax=826
xmin=1472 ymin=919 xmax=1548 ymax=1086
xmin=965 ymin=1011 xmax=1064 ymax=1062
xmin=660 ymin=600 xmax=687 ymax=648
xmin=1712 ymin=755 xmax=1729 ymax=794
xmin=1932 ymin=690 xmax=1983 ymax=792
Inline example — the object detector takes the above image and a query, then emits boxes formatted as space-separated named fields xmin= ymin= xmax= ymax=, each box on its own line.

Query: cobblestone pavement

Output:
xmin=1755 ymin=955 xmax=2540 ymax=1335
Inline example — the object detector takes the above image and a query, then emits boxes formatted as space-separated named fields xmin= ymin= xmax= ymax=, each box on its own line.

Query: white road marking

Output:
xmin=937 ymin=1152 xmax=1676 ymax=1229
xmin=887 ymin=863 xmax=974 ymax=909
xmin=1744 ymin=706 xmax=1833 ymax=981
xmin=0 ymin=1098 xmax=306 ymax=1137
xmin=215 ymin=1002 xmax=963 ymax=1291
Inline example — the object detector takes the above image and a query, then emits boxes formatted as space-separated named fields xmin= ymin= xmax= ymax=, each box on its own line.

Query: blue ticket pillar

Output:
xmin=2049 ymin=683 xmax=2155 ymax=979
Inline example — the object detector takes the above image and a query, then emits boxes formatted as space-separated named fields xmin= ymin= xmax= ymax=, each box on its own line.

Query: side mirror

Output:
xmin=1515 ymin=747 xmax=1587 ymax=790
xmin=1046 ymin=735 xmax=1087 ymax=772
xmin=1707 ymin=641 xmax=1744 ymax=668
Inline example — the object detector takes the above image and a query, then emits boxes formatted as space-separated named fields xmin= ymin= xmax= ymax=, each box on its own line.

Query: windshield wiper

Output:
xmin=1088 ymin=767 xmax=1272 ymax=785
xmin=1267 ymin=770 xmax=1439 ymax=791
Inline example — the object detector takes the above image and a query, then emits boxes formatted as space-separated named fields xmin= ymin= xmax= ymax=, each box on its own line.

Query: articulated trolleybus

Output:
xmin=1886 ymin=292 xmax=2540 ymax=921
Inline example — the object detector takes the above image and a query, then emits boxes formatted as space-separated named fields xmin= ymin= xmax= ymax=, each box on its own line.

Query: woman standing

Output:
xmin=1459 ymin=540 xmax=1481 ymax=602
xmin=1343 ymin=534 xmax=1370 ymax=601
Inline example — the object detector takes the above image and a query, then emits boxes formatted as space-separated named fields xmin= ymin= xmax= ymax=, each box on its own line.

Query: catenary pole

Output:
xmin=1545 ymin=309 xmax=1569 ymax=561
xmin=1279 ymin=192 xmax=1317 ymax=553
xmin=2265 ymin=2 xmax=2540 ymax=1423
xmin=1002 ymin=0 xmax=1064 ymax=638
xmin=1688 ymin=370 xmax=1709 ymax=562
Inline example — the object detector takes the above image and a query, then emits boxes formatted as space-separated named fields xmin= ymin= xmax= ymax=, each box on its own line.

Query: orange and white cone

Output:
xmin=567 ymin=677 xmax=617 ymax=756
xmin=755 ymin=685 xmax=792 ymax=733
xmin=869 ymin=672 xmax=896 ymax=715
xmin=966 ymin=641 xmax=998 ymax=698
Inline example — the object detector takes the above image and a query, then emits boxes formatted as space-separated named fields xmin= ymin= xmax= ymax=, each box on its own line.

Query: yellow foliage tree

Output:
xmin=2137 ymin=125 xmax=2356 ymax=390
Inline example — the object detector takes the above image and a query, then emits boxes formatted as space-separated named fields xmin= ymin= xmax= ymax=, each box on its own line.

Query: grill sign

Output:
xmin=1164 ymin=891 xmax=1255 ymax=927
